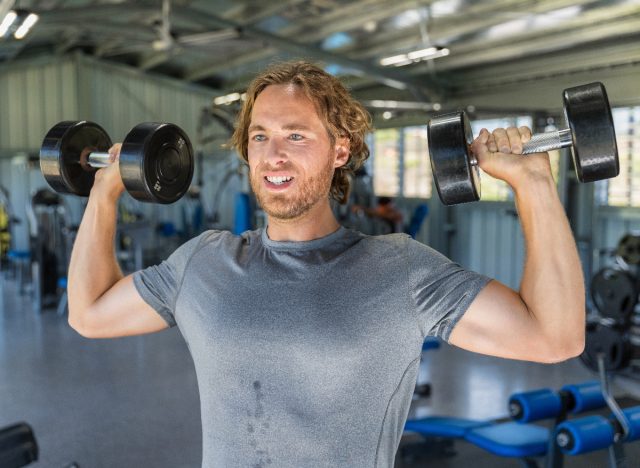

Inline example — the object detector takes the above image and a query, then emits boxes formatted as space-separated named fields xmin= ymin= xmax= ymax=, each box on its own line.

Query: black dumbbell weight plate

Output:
xmin=590 ymin=267 xmax=637 ymax=321
xmin=428 ymin=111 xmax=480 ymax=205
xmin=616 ymin=234 xmax=640 ymax=265
xmin=40 ymin=121 xmax=112 ymax=196
xmin=119 ymin=123 xmax=194 ymax=204
xmin=580 ymin=322 xmax=632 ymax=372
xmin=563 ymin=82 xmax=619 ymax=183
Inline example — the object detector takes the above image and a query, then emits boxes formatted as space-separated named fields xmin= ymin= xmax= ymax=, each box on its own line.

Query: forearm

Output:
xmin=515 ymin=176 xmax=585 ymax=348
xmin=67 ymin=195 xmax=123 ymax=326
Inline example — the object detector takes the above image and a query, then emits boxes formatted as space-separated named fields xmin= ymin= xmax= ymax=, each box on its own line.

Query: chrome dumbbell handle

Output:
xmin=522 ymin=128 xmax=573 ymax=154
xmin=469 ymin=127 xmax=573 ymax=166
xmin=86 ymin=152 xmax=112 ymax=168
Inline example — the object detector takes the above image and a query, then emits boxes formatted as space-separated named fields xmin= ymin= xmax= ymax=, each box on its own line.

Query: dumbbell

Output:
xmin=428 ymin=82 xmax=619 ymax=205
xmin=590 ymin=267 xmax=638 ymax=322
xmin=40 ymin=121 xmax=194 ymax=204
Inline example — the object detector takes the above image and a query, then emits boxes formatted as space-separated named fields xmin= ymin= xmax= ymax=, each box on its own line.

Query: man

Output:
xmin=67 ymin=61 xmax=585 ymax=467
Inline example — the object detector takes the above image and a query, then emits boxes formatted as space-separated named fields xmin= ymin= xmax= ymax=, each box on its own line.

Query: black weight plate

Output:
xmin=580 ymin=322 xmax=632 ymax=372
xmin=119 ymin=123 xmax=193 ymax=204
xmin=591 ymin=268 xmax=638 ymax=321
xmin=616 ymin=234 xmax=640 ymax=265
xmin=40 ymin=121 xmax=112 ymax=196
xmin=428 ymin=111 xmax=480 ymax=205
xmin=563 ymin=82 xmax=619 ymax=183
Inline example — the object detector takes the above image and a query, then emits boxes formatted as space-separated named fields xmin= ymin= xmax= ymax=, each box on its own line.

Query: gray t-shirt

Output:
xmin=133 ymin=227 xmax=490 ymax=468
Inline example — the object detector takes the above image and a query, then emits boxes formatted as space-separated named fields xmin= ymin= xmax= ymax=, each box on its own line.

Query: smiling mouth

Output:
xmin=265 ymin=176 xmax=294 ymax=185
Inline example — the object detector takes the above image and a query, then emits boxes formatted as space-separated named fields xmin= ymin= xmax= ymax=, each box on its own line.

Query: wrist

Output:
xmin=512 ymin=173 xmax=558 ymax=203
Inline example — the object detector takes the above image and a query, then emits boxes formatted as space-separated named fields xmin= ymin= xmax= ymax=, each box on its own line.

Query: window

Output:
xmin=595 ymin=107 xmax=640 ymax=207
xmin=404 ymin=126 xmax=432 ymax=198
xmin=372 ymin=128 xmax=401 ymax=197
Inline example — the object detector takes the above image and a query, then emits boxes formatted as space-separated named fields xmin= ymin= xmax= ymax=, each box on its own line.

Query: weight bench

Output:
xmin=404 ymin=381 xmax=607 ymax=466
xmin=556 ymin=405 xmax=640 ymax=458
xmin=404 ymin=417 xmax=549 ymax=464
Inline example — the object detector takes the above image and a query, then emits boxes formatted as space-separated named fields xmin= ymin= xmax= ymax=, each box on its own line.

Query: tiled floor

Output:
xmin=1 ymin=276 xmax=637 ymax=467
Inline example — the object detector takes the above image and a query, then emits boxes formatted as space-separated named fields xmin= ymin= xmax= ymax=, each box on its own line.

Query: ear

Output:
xmin=333 ymin=137 xmax=350 ymax=169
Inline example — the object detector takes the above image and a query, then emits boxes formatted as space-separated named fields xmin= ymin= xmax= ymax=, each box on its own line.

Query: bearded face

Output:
xmin=247 ymin=84 xmax=347 ymax=223
xmin=250 ymin=154 xmax=334 ymax=220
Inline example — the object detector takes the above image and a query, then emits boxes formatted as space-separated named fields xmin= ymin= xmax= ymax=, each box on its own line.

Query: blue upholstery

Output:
xmin=405 ymin=416 xmax=491 ymax=438
xmin=405 ymin=417 xmax=549 ymax=458
xmin=466 ymin=421 xmax=549 ymax=457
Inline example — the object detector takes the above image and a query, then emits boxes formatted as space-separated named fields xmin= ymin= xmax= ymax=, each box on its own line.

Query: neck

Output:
xmin=265 ymin=201 xmax=340 ymax=242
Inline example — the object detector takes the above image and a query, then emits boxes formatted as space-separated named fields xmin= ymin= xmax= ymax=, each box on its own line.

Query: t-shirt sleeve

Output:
xmin=406 ymin=238 xmax=491 ymax=342
xmin=132 ymin=232 xmax=208 ymax=327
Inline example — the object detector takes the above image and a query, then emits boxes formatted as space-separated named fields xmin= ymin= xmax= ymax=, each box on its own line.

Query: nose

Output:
xmin=264 ymin=136 xmax=288 ymax=166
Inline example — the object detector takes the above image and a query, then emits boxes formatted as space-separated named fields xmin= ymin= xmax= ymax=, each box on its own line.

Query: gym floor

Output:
xmin=0 ymin=276 xmax=637 ymax=468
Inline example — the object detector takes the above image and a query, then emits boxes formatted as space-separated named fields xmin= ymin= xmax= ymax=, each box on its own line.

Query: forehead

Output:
xmin=251 ymin=84 xmax=321 ymax=121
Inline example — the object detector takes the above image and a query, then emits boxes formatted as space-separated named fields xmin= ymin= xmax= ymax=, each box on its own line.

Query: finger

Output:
xmin=518 ymin=126 xmax=532 ymax=143
xmin=506 ymin=127 xmax=523 ymax=154
xmin=108 ymin=143 xmax=122 ymax=163
xmin=487 ymin=133 xmax=498 ymax=153
xmin=477 ymin=128 xmax=490 ymax=144
xmin=471 ymin=129 xmax=490 ymax=158
xmin=492 ymin=128 xmax=510 ymax=153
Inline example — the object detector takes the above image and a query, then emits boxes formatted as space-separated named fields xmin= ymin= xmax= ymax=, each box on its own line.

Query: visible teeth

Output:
xmin=266 ymin=176 xmax=293 ymax=185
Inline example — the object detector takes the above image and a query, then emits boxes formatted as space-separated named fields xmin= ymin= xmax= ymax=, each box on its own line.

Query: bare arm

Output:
xmin=67 ymin=145 xmax=168 ymax=338
xmin=449 ymin=127 xmax=585 ymax=363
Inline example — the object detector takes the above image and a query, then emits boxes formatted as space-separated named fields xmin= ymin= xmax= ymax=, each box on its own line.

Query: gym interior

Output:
xmin=1 ymin=1 xmax=640 ymax=467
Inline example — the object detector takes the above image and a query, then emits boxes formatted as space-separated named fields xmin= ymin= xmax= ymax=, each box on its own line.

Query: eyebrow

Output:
xmin=248 ymin=123 xmax=313 ymax=132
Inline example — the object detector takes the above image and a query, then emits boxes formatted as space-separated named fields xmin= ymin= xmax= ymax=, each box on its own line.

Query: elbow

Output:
xmin=539 ymin=333 xmax=585 ymax=364
xmin=68 ymin=305 xmax=98 ymax=338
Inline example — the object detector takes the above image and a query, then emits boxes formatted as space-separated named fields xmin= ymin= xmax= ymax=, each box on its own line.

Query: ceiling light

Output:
xmin=380 ymin=46 xmax=450 ymax=67
xmin=14 ymin=12 xmax=38 ymax=39
xmin=365 ymin=100 xmax=441 ymax=112
xmin=214 ymin=92 xmax=243 ymax=106
xmin=1 ymin=9 xmax=38 ymax=40
xmin=0 ymin=10 xmax=16 ymax=37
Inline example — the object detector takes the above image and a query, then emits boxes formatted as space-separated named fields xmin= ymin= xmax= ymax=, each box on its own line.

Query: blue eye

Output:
xmin=290 ymin=134 xmax=303 ymax=141
xmin=252 ymin=134 xmax=266 ymax=142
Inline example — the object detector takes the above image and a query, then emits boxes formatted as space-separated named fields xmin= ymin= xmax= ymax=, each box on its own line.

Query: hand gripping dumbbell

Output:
xmin=40 ymin=121 xmax=194 ymax=204
xmin=428 ymin=82 xmax=619 ymax=205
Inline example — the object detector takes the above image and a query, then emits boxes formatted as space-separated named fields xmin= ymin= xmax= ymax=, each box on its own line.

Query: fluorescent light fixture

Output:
xmin=365 ymin=100 xmax=442 ymax=112
xmin=214 ymin=92 xmax=246 ymax=106
xmin=14 ymin=12 xmax=38 ymax=39
xmin=380 ymin=46 xmax=450 ymax=67
xmin=0 ymin=10 xmax=16 ymax=37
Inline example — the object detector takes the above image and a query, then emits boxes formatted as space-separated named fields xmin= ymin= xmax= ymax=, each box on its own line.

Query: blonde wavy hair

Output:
xmin=230 ymin=61 xmax=372 ymax=204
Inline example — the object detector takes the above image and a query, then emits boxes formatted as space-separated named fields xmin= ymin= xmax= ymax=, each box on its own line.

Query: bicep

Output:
xmin=448 ymin=280 xmax=551 ymax=361
xmin=74 ymin=275 xmax=170 ymax=338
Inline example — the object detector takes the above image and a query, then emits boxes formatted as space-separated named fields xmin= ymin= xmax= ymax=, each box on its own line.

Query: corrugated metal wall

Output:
xmin=0 ymin=57 xmax=78 ymax=152
xmin=451 ymin=202 xmax=526 ymax=290
xmin=0 ymin=53 xmax=240 ymax=254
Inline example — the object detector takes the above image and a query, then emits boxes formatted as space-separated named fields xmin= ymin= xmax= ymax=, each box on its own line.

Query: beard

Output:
xmin=250 ymin=156 xmax=335 ymax=220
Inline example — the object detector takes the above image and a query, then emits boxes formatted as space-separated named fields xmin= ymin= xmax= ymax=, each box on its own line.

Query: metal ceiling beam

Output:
xmin=421 ymin=13 xmax=640 ymax=72
xmin=343 ymin=0 xmax=603 ymax=61
xmin=34 ymin=2 xmax=155 ymax=22
xmin=176 ymin=6 xmax=429 ymax=95
xmin=447 ymin=40 xmax=640 ymax=91
xmin=138 ymin=50 xmax=175 ymax=70
xmin=185 ymin=0 xmax=427 ymax=81
xmin=181 ymin=0 xmax=431 ymax=82
xmin=228 ymin=0 xmax=309 ymax=26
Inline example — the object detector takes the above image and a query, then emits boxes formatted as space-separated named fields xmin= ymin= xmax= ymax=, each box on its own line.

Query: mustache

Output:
xmin=255 ymin=161 xmax=297 ymax=174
